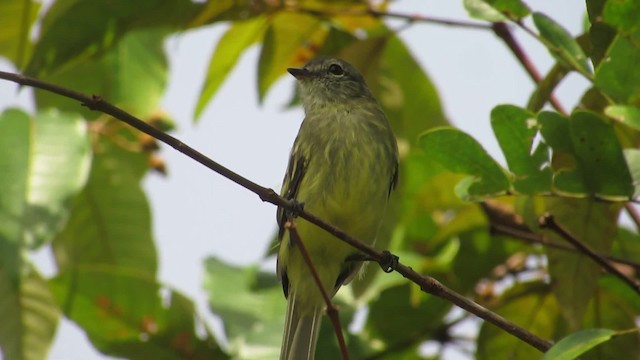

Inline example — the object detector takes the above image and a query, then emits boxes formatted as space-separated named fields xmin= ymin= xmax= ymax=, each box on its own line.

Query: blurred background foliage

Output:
xmin=0 ymin=0 xmax=639 ymax=359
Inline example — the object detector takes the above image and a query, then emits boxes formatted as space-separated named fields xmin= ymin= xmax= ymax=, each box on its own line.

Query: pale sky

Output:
xmin=0 ymin=1 xmax=586 ymax=359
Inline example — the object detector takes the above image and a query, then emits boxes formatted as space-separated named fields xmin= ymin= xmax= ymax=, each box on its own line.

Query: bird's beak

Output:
xmin=287 ymin=67 xmax=311 ymax=79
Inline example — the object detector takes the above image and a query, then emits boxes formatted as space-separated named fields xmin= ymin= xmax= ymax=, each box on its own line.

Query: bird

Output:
xmin=277 ymin=56 xmax=398 ymax=360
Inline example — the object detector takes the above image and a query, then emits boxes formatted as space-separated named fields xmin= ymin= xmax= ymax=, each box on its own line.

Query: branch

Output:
xmin=291 ymin=5 xmax=492 ymax=30
xmin=490 ymin=223 xmax=640 ymax=272
xmin=0 ymin=70 xmax=553 ymax=353
xmin=286 ymin=220 xmax=349 ymax=360
xmin=491 ymin=22 xmax=567 ymax=114
xmin=539 ymin=213 xmax=640 ymax=295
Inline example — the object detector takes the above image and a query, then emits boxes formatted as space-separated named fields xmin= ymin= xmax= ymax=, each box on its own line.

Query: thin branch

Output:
xmin=367 ymin=8 xmax=492 ymax=30
xmin=491 ymin=22 xmax=567 ymax=114
xmin=285 ymin=220 xmax=349 ymax=360
xmin=539 ymin=213 xmax=640 ymax=295
xmin=290 ymin=5 xmax=492 ymax=30
xmin=0 ymin=70 xmax=553 ymax=353
xmin=490 ymin=223 xmax=640 ymax=272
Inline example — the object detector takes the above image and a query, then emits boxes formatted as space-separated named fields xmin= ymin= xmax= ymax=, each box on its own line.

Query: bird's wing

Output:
xmin=277 ymin=141 xmax=307 ymax=240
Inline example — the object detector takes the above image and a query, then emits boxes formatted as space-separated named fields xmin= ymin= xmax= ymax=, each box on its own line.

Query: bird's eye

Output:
xmin=328 ymin=64 xmax=344 ymax=76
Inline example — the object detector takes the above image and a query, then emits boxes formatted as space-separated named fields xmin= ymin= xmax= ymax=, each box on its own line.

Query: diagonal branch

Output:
xmin=0 ymin=70 xmax=553 ymax=353
xmin=285 ymin=220 xmax=349 ymax=360
xmin=490 ymin=222 xmax=640 ymax=273
xmin=539 ymin=213 xmax=640 ymax=295
xmin=491 ymin=22 xmax=567 ymax=115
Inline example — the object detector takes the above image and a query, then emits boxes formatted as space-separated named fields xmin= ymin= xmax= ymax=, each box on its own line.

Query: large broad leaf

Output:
xmin=491 ymin=105 xmax=552 ymax=194
xmin=194 ymin=16 xmax=268 ymax=120
xmin=476 ymin=281 xmax=560 ymax=360
xmin=532 ymin=13 xmax=591 ymax=76
xmin=203 ymin=257 xmax=284 ymax=359
xmin=257 ymin=12 xmax=324 ymax=101
xmin=419 ymin=127 xmax=511 ymax=199
xmin=52 ymin=133 xmax=157 ymax=276
xmin=0 ymin=110 xmax=83 ymax=359
xmin=51 ymin=265 xmax=227 ymax=360
xmin=594 ymin=30 xmax=640 ymax=105
xmin=544 ymin=198 xmax=621 ymax=330
xmin=0 ymin=266 xmax=60 ymax=360
xmin=35 ymin=28 xmax=169 ymax=120
xmin=0 ymin=109 xmax=91 ymax=279
xmin=0 ymin=0 xmax=40 ymax=67
xmin=0 ymin=110 xmax=30 ymax=282
xmin=25 ymin=0 xmax=202 ymax=76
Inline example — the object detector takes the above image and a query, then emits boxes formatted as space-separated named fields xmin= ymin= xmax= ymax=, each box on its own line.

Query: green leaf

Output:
xmin=595 ymin=31 xmax=640 ymax=105
xmin=0 ymin=0 xmax=40 ymax=68
xmin=544 ymin=199 xmax=621 ymax=330
xmin=603 ymin=0 xmax=640 ymax=32
xmin=538 ymin=111 xmax=588 ymax=195
xmin=569 ymin=111 xmax=634 ymax=199
xmin=24 ymin=111 xmax=92 ymax=248
xmin=541 ymin=328 xmax=616 ymax=360
xmin=491 ymin=105 xmax=552 ymax=194
xmin=257 ymin=12 xmax=323 ymax=101
xmin=463 ymin=0 xmax=530 ymax=21
xmin=605 ymin=105 xmax=640 ymax=131
xmin=52 ymin=134 xmax=157 ymax=276
xmin=25 ymin=0 xmax=202 ymax=76
xmin=419 ymin=127 xmax=511 ymax=199
xmin=623 ymin=149 xmax=640 ymax=197
xmin=0 ymin=109 xmax=31 ymax=281
xmin=35 ymin=28 xmax=169 ymax=119
xmin=577 ymin=275 xmax=640 ymax=357
xmin=450 ymin=230 xmax=513 ymax=292
xmin=477 ymin=281 xmax=560 ymax=360
xmin=532 ymin=12 xmax=591 ymax=76
xmin=366 ymin=284 xmax=450 ymax=350
xmin=51 ymin=265 xmax=227 ymax=360
xmin=0 ymin=109 xmax=90 ymax=280
xmin=0 ymin=266 xmax=60 ymax=360
xmin=194 ymin=16 xmax=268 ymax=120
xmin=203 ymin=257 xmax=284 ymax=359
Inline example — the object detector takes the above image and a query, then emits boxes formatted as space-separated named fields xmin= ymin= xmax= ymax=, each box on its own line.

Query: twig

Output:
xmin=291 ymin=6 xmax=492 ymax=30
xmin=490 ymin=223 xmax=640 ymax=272
xmin=0 ymin=70 xmax=553 ymax=353
xmin=539 ymin=213 xmax=640 ymax=295
xmin=367 ymin=8 xmax=492 ymax=30
xmin=491 ymin=22 xmax=567 ymax=114
xmin=285 ymin=220 xmax=349 ymax=360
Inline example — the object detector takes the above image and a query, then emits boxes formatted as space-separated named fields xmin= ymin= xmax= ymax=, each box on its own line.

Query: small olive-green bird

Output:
xmin=277 ymin=57 xmax=398 ymax=360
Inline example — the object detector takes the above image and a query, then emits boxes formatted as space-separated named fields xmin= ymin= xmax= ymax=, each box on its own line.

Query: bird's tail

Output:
xmin=280 ymin=292 xmax=323 ymax=360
